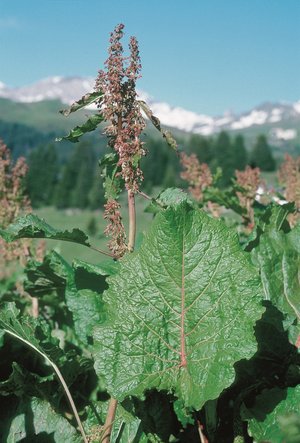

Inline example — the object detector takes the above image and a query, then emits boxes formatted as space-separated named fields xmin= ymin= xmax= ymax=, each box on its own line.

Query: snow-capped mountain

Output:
xmin=0 ymin=76 xmax=95 ymax=105
xmin=0 ymin=76 xmax=299 ymax=140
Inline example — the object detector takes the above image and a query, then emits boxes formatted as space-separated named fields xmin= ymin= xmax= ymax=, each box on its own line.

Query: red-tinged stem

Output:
xmin=127 ymin=189 xmax=136 ymax=252
xmin=102 ymin=397 xmax=118 ymax=443
xmin=137 ymin=189 xmax=165 ymax=208
xmin=31 ymin=297 xmax=39 ymax=318
xmin=137 ymin=189 xmax=152 ymax=201
xmin=197 ymin=420 xmax=209 ymax=443
xmin=295 ymin=334 xmax=300 ymax=348
xmin=180 ymin=240 xmax=187 ymax=367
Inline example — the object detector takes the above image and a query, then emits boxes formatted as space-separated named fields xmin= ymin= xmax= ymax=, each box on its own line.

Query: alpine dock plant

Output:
xmin=1 ymin=24 xmax=300 ymax=443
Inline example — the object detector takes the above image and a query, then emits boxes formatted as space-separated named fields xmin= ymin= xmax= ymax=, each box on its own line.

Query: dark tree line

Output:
xmin=24 ymin=131 xmax=276 ymax=209
xmin=186 ymin=131 xmax=275 ymax=186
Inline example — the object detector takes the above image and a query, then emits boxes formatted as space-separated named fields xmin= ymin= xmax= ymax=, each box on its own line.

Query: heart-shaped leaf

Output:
xmin=94 ymin=203 xmax=263 ymax=409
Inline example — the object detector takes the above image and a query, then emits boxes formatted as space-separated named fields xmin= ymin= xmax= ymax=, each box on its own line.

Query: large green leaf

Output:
xmin=56 ymin=113 xmax=104 ymax=143
xmin=244 ymin=385 xmax=300 ymax=443
xmin=0 ymin=213 xmax=90 ymax=246
xmin=59 ymin=90 xmax=103 ymax=116
xmin=251 ymin=218 xmax=300 ymax=334
xmin=24 ymin=251 xmax=113 ymax=344
xmin=0 ymin=396 xmax=81 ymax=442
xmin=93 ymin=203 xmax=264 ymax=409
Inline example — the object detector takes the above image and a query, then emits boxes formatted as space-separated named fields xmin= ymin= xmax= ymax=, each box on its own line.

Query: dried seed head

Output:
xmin=180 ymin=152 xmax=213 ymax=201
xmin=95 ymin=24 xmax=146 ymax=192
xmin=103 ymin=199 xmax=127 ymax=257
xmin=235 ymin=166 xmax=262 ymax=228
xmin=0 ymin=141 xmax=31 ymax=276
xmin=278 ymin=154 xmax=300 ymax=225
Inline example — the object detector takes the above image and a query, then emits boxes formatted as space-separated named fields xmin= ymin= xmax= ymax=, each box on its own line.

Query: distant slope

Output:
xmin=0 ymin=76 xmax=299 ymax=157
xmin=0 ymin=98 xmax=93 ymax=133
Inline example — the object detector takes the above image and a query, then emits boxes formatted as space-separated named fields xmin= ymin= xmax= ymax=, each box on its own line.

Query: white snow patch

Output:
xmin=147 ymin=101 xmax=214 ymax=132
xmin=270 ymin=128 xmax=297 ymax=140
xmin=293 ymin=101 xmax=300 ymax=114
xmin=268 ymin=108 xmax=282 ymax=123
xmin=231 ymin=110 xmax=268 ymax=130
xmin=194 ymin=125 xmax=215 ymax=136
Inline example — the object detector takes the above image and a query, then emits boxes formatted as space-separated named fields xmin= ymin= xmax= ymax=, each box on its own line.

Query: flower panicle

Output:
xmin=278 ymin=154 xmax=300 ymax=225
xmin=103 ymin=199 xmax=127 ymax=258
xmin=235 ymin=166 xmax=263 ymax=229
xmin=0 ymin=139 xmax=45 ymax=278
xmin=95 ymin=24 xmax=147 ymax=255
xmin=180 ymin=152 xmax=213 ymax=201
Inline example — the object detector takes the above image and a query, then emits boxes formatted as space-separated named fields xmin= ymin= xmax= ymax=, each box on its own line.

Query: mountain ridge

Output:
xmin=0 ymin=76 xmax=299 ymax=142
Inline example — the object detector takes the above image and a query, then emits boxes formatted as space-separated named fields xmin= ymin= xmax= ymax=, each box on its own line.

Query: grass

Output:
xmin=35 ymin=192 xmax=154 ymax=264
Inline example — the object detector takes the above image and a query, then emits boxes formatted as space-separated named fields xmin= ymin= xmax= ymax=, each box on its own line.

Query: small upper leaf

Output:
xmin=99 ymin=153 xmax=124 ymax=200
xmin=59 ymin=91 xmax=103 ymax=116
xmin=93 ymin=203 xmax=264 ymax=409
xmin=138 ymin=100 xmax=178 ymax=151
xmin=56 ymin=113 xmax=104 ymax=143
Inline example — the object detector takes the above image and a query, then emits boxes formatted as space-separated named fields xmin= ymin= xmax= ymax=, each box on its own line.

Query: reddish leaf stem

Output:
xmin=102 ymin=397 xmax=118 ymax=443
xmin=137 ymin=189 xmax=152 ymax=201
xmin=31 ymin=297 xmax=39 ymax=318
xmin=88 ymin=244 xmax=116 ymax=259
xmin=127 ymin=190 xmax=136 ymax=252
xmin=197 ymin=420 xmax=209 ymax=443
xmin=180 ymin=239 xmax=187 ymax=367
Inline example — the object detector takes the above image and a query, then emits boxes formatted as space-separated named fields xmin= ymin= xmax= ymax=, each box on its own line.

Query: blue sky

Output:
xmin=0 ymin=0 xmax=299 ymax=115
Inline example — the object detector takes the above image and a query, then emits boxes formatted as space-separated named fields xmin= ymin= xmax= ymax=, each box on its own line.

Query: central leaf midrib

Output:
xmin=180 ymin=233 xmax=187 ymax=368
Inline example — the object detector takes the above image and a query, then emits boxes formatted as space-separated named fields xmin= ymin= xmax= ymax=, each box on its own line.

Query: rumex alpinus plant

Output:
xmin=0 ymin=140 xmax=45 ymax=315
xmin=0 ymin=139 xmax=31 ymax=268
xmin=1 ymin=24 xmax=300 ymax=443
xmin=235 ymin=166 xmax=262 ymax=229
xmin=95 ymin=24 xmax=146 ymax=256
xmin=180 ymin=152 xmax=213 ymax=202
xmin=180 ymin=152 xmax=221 ymax=217
xmin=278 ymin=153 xmax=300 ymax=226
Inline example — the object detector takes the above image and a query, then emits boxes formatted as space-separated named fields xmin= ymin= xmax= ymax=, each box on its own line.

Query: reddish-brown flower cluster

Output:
xmin=278 ymin=154 xmax=300 ymax=225
xmin=95 ymin=24 xmax=146 ymax=193
xmin=0 ymin=140 xmax=32 ymax=269
xmin=103 ymin=199 xmax=127 ymax=258
xmin=235 ymin=166 xmax=262 ymax=228
xmin=180 ymin=152 xmax=213 ymax=201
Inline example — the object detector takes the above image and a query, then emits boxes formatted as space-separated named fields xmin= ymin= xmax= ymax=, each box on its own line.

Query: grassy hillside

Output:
xmin=0 ymin=98 xmax=95 ymax=134
xmin=35 ymin=193 xmax=154 ymax=264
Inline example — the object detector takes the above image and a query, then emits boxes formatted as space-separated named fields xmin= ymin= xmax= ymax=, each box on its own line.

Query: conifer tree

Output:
xmin=250 ymin=135 xmax=275 ymax=171
xmin=71 ymin=144 xmax=96 ymax=208
xmin=27 ymin=144 xmax=58 ymax=207
xmin=88 ymin=171 xmax=105 ymax=210
xmin=213 ymin=131 xmax=234 ymax=186
xmin=188 ymin=134 xmax=213 ymax=164
xmin=232 ymin=134 xmax=248 ymax=170
xmin=55 ymin=141 xmax=95 ymax=209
